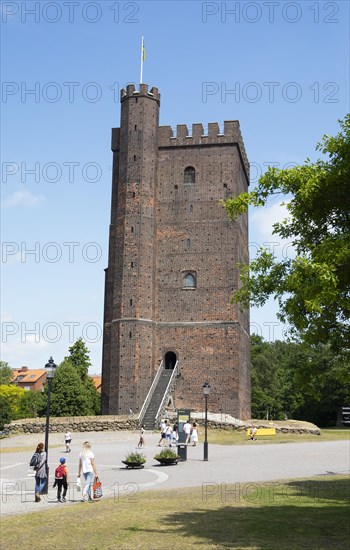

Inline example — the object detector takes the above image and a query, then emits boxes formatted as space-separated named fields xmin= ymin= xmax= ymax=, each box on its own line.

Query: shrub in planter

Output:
xmin=122 ymin=451 xmax=146 ymax=469
xmin=154 ymin=448 xmax=179 ymax=465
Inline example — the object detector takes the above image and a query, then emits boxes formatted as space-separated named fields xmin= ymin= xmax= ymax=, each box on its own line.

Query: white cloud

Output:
xmin=250 ymin=200 xmax=290 ymax=239
xmin=249 ymin=200 xmax=296 ymax=261
xmin=2 ymin=190 xmax=45 ymax=208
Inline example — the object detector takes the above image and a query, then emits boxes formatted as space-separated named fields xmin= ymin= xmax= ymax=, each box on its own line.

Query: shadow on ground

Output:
xmin=139 ymin=478 xmax=350 ymax=549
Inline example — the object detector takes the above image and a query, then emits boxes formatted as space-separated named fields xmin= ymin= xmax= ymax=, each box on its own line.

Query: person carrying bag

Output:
xmin=93 ymin=476 xmax=103 ymax=500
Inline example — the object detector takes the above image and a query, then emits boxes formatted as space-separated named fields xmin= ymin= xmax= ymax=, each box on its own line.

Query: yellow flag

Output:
xmin=142 ymin=41 xmax=146 ymax=62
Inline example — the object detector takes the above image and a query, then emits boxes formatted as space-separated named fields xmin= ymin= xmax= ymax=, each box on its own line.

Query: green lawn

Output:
xmin=1 ymin=475 xmax=349 ymax=549
xmin=202 ymin=427 xmax=350 ymax=446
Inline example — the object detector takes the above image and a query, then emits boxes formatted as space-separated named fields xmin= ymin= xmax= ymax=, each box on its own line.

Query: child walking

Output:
xmin=137 ymin=425 xmax=145 ymax=448
xmin=53 ymin=457 xmax=68 ymax=502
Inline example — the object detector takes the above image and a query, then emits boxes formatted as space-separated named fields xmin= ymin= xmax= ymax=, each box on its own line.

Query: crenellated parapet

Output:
xmin=120 ymin=83 xmax=160 ymax=104
xmin=158 ymin=119 xmax=249 ymax=182
xmin=103 ymin=82 xmax=251 ymax=418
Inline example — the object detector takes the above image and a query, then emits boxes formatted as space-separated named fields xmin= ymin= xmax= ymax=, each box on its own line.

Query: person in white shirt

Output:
xmin=191 ymin=422 xmax=198 ymax=446
xmin=165 ymin=423 xmax=172 ymax=446
xmin=183 ymin=420 xmax=191 ymax=444
xmin=158 ymin=420 xmax=167 ymax=446
xmin=65 ymin=431 xmax=72 ymax=453
xmin=77 ymin=441 xmax=98 ymax=502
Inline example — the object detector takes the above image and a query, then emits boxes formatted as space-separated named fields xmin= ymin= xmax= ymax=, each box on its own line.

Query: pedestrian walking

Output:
xmin=171 ymin=422 xmax=178 ymax=447
xmin=32 ymin=442 xmax=47 ymax=502
xmin=65 ymin=430 xmax=72 ymax=453
xmin=183 ymin=419 xmax=191 ymax=444
xmin=53 ymin=457 xmax=69 ymax=502
xmin=165 ymin=423 xmax=172 ymax=446
xmin=191 ymin=422 xmax=198 ymax=446
xmin=77 ymin=441 xmax=98 ymax=502
xmin=158 ymin=419 xmax=167 ymax=446
xmin=137 ymin=425 xmax=145 ymax=448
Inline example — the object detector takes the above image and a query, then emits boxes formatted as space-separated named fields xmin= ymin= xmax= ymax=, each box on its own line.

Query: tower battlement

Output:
xmin=158 ymin=120 xmax=249 ymax=182
xmin=102 ymin=84 xmax=251 ymax=419
xmin=120 ymin=83 xmax=160 ymax=104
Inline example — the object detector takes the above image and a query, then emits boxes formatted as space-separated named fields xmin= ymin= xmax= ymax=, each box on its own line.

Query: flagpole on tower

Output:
xmin=140 ymin=36 xmax=145 ymax=84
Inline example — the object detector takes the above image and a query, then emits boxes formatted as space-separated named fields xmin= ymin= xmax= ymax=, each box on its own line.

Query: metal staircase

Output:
xmin=139 ymin=362 xmax=178 ymax=430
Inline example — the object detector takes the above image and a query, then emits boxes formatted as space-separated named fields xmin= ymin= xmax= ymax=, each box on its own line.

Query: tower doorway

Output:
xmin=164 ymin=351 xmax=177 ymax=369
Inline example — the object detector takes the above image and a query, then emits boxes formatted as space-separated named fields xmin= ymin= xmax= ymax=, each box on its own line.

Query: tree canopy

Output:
xmin=49 ymin=359 xmax=95 ymax=417
xmin=0 ymin=394 xmax=12 ymax=429
xmin=49 ymin=339 xmax=100 ymax=416
xmin=0 ymin=361 xmax=13 ymax=385
xmin=67 ymin=337 xmax=91 ymax=379
xmin=224 ymin=116 xmax=350 ymax=349
xmin=250 ymin=335 xmax=350 ymax=426
xmin=0 ymin=385 xmax=26 ymax=419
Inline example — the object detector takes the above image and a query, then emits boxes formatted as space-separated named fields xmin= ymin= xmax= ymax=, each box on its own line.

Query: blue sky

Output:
xmin=1 ymin=0 xmax=349 ymax=372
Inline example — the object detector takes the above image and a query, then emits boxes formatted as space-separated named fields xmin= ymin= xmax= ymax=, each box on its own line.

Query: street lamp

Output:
xmin=42 ymin=356 xmax=57 ymax=495
xmin=203 ymin=381 xmax=211 ymax=461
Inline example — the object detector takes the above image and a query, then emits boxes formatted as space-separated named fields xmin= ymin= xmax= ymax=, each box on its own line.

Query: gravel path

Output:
xmin=1 ymin=430 xmax=349 ymax=517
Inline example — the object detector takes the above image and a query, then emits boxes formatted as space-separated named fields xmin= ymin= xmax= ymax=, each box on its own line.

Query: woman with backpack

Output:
xmin=32 ymin=442 xmax=47 ymax=502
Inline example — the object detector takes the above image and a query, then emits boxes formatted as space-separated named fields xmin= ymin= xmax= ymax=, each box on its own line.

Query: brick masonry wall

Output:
xmin=102 ymin=85 xmax=160 ymax=414
xmin=102 ymin=84 xmax=251 ymax=419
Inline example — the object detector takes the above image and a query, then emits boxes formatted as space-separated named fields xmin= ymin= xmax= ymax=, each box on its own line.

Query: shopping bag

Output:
xmin=93 ymin=477 xmax=103 ymax=499
xmin=76 ymin=477 xmax=81 ymax=492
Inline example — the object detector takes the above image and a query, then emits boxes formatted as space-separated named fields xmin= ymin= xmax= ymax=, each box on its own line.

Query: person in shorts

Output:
xmin=65 ymin=430 xmax=72 ymax=453
xmin=138 ymin=425 xmax=145 ymax=448
xmin=158 ymin=420 xmax=167 ymax=446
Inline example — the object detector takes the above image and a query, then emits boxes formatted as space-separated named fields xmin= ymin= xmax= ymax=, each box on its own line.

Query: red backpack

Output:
xmin=55 ymin=464 xmax=66 ymax=479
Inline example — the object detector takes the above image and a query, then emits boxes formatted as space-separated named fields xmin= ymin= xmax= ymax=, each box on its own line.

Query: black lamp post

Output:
xmin=42 ymin=356 xmax=56 ymax=495
xmin=203 ymin=381 xmax=211 ymax=461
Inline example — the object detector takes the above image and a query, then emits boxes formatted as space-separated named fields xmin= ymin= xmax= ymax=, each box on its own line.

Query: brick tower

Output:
xmin=101 ymin=84 xmax=250 ymax=419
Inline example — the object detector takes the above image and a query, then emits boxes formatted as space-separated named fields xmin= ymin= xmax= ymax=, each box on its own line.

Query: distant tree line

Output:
xmin=0 ymin=339 xmax=100 ymax=429
xmin=251 ymin=335 xmax=349 ymax=426
xmin=1 ymin=335 xmax=349 ymax=429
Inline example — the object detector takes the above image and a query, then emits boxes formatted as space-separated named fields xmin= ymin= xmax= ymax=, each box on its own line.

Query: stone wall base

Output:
xmin=5 ymin=414 xmax=321 ymax=436
xmin=6 ymin=415 xmax=138 ymax=435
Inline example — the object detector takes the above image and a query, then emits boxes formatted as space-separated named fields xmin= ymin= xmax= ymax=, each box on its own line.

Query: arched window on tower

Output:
xmin=184 ymin=166 xmax=195 ymax=184
xmin=184 ymin=272 xmax=196 ymax=288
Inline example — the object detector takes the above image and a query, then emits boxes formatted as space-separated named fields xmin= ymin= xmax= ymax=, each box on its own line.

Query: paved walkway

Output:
xmin=0 ymin=430 xmax=349 ymax=517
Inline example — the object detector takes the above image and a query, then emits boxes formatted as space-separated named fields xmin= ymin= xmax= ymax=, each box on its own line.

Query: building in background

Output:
xmin=101 ymin=84 xmax=250 ymax=422
xmin=91 ymin=375 xmax=102 ymax=393
xmin=12 ymin=367 xmax=46 ymax=392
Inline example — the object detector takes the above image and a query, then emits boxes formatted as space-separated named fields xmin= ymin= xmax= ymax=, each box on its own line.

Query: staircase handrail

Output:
xmin=154 ymin=361 xmax=178 ymax=427
xmin=138 ymin=360 xmax=164 ymax=425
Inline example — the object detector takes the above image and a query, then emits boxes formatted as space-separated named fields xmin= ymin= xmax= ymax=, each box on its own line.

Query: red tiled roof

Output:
xmin=12 ymin=369 xmax=46 ymax=383
xmin=91 ymin=375 xmax=102 ymax=390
